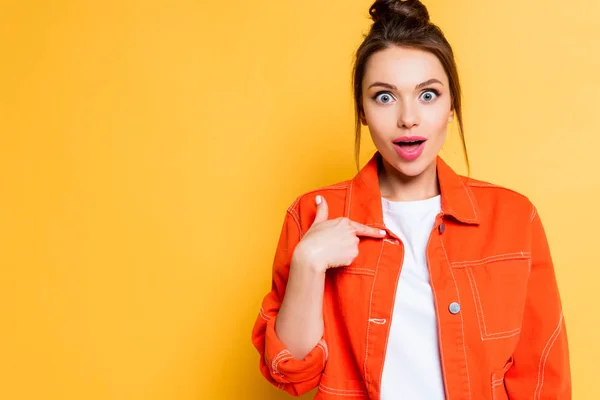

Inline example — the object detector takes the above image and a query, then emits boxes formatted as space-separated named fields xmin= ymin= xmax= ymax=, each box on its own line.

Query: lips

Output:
xmin=392 ymin=136 xmax=427 ymax=161
xmin=393 ymin=136 xmax=427 ymax=145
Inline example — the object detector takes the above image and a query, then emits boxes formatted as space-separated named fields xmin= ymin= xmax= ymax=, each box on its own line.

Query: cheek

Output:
xmin=429 ymin=116 xmax=449 ymax=136
xmin=363 ymin=103 xmax=395 ymax=136
xmin=423 ymin=105 xmax=451 ymax=139
xmin=426 ymin=121 xmax=448 ymax=154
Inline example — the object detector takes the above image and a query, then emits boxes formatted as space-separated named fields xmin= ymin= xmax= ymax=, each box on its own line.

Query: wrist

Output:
xmin=291 ymin=253 xmax=327 ymax=275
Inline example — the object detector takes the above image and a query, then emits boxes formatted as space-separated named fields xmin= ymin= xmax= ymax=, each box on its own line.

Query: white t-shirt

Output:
xmin=380 ymin=195 xmax=445 ymax=399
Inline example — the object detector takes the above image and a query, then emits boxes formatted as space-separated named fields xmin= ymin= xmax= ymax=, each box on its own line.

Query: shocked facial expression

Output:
xmin=361 ymin=46 xmax=454 ymax=178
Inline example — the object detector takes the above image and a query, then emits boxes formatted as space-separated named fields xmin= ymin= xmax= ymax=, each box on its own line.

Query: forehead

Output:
xmin=363 ymin=46 xmax=448 ymax=87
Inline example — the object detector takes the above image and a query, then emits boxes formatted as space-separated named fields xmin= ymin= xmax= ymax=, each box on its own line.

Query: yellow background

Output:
xmin=1 ymin=0 xmax=597 ymax=399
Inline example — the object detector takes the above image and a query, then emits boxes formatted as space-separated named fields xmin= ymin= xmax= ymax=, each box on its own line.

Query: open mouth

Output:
xmin=392 ymin=137 xmax=427 ymax=160
xmin=394 ymin=140 xmax=425 ymax=151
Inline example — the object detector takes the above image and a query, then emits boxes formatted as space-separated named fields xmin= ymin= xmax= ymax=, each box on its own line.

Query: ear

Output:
xmin=447 ymin=109 xmax=454 ymax=123
xmin=359 ymin=108 xmax=367 ymax=125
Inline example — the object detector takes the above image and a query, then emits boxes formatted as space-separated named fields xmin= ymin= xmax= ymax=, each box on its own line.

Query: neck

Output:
xmin=378 ymin=158 xmax=440 ymax=202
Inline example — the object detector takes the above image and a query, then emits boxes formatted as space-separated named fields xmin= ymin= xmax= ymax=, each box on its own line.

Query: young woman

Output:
xmin=252 ymin=0 xmax=571 ymax=398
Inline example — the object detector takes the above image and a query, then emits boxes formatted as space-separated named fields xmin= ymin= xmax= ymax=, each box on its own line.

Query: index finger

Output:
xmin=350 ymin=221 xmax=387 ymax=238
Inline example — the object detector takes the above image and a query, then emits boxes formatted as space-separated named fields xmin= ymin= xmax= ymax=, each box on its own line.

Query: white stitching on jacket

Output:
xmin=450 ymin=252 xmax=531 ymax=268
xmin=363 ymin=239 xmax=385 ymax=387
xmin=459 ymin=177 xmax=479 ymax=221
xmin=440 ymin=236 xmax=472 ymax=399
xmin=319 ymin=384 xmax=367 ymax=397
xmin=259 ymin=307 xmax=273 ymax=321
xmin=534 ymin=311 xmax=564 ymax=399
xmin=466 ymin=268 xmax=522 ymax=339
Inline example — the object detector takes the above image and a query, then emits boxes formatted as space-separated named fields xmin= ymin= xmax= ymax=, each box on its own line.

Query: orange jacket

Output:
xmin=252 ymin=152 xmax=571 ymax=399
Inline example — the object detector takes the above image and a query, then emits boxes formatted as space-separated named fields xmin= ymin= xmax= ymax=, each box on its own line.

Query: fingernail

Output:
xmin=316 ymin=195 xmax=322 ymax=205
xmin=379 ymin=229 xmax=386 ymax=235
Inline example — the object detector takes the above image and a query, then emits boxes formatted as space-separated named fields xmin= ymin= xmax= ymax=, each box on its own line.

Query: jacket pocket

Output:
xmin=491 ymin=357 xmax=513 ymax=400
xmin=332 ymin=238 xmax=384 ymax=277
xmin=453 ymin=252 xmax=531 ymax=340
xmin=317 ymin=372 xmax=368 ymax=398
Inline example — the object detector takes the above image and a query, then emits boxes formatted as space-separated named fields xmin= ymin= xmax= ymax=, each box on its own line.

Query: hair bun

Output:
xmin=369 ymin=0 xmax=430 ymax=24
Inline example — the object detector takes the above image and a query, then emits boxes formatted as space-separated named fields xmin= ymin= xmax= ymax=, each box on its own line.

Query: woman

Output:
xmin=252 ymin=0 xmax=571 ymax=398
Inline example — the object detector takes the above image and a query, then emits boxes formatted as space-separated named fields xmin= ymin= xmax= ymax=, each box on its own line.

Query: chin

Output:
xmin=394 ymin=162 xmax=429 ymax=177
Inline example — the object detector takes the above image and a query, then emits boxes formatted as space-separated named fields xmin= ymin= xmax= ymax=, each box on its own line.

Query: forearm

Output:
xmin=275 ymin=260 xmax=326 ymax=360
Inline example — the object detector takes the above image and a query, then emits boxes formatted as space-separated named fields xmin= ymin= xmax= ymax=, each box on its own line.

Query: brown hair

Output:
xmin=352 ymin=0 xmax=469 ymax=174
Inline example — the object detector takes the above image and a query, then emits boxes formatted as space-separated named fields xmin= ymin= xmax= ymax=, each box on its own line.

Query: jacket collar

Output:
xmin=344 ymin=152 xmax=480 ymax=228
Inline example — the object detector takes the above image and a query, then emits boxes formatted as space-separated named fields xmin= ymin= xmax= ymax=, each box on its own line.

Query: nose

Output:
xmin=397 ymin=101 xmax=420 ymax=129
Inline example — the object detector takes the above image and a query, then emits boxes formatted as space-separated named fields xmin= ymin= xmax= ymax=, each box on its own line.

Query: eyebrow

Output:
xmin=367 ymin=78 xmax=444 ymax=90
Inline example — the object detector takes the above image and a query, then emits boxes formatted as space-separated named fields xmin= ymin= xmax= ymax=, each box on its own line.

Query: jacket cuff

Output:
xmin=264 ymin=316 xmax=328 ymax=383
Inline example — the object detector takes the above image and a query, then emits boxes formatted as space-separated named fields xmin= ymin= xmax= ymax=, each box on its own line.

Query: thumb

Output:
xmin=312 ymin=195 xmax=329 ymax=225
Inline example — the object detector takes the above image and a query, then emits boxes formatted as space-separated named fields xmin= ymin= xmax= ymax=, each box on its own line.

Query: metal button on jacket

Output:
xmin=439 ymin=222 xmax=446 ymax=234
xmin=449 ymin=302 xmax=461 ymax=314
